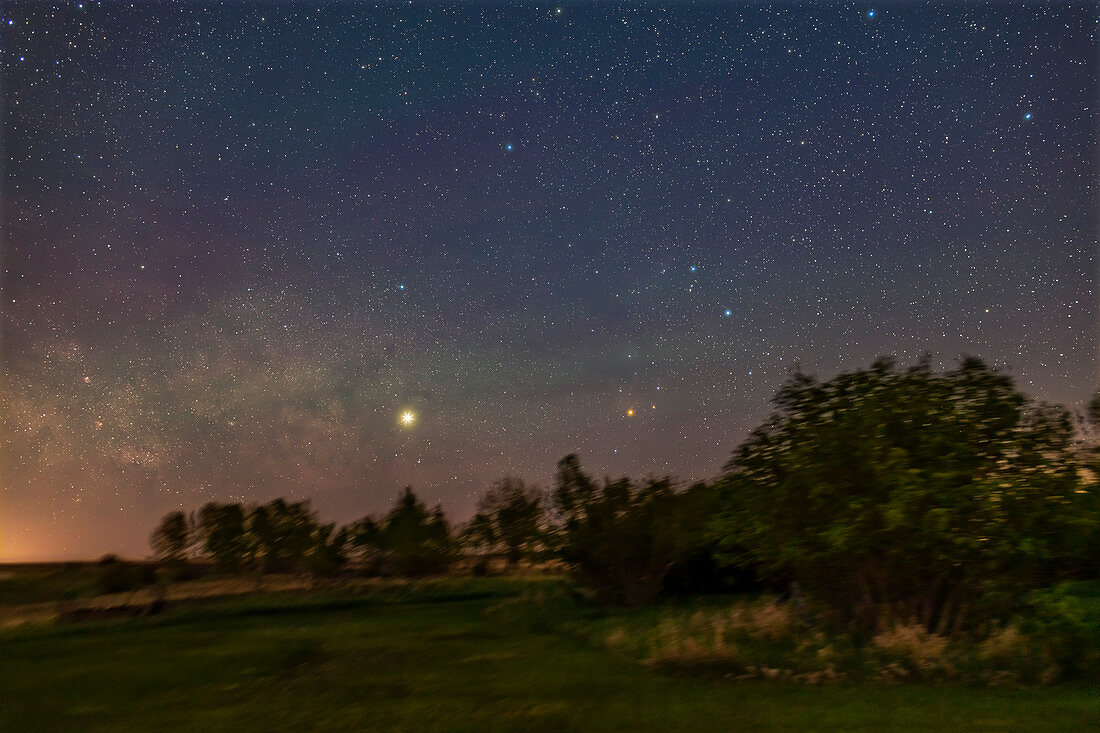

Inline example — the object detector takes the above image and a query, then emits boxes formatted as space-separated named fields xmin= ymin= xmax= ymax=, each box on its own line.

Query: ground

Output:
xmin=1 ymin=570 xmax=1097 ymax=731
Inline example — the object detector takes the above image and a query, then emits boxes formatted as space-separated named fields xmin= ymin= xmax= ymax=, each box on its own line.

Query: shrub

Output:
xmin=712 ymin=357 xmax=1088 ymax=634
xmin=585 ymin=592 xmax=1098 ymax=685
xmin=871 ymin=624 xmax=955 ymax=680
xmin=1015 ymin=585 xmax=1100 ymax=679
xmin=96 ymin=561 xmax=156 ymax=595
xmin=552 ymin=454 xmax=700 ymax=605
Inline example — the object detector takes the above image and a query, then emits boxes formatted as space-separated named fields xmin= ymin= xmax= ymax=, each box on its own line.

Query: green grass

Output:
xmin=2 ymin=581 xmax=1098 ymax=731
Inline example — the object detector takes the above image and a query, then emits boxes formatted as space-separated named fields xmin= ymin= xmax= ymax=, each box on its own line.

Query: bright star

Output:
xmin=505 ymin=143 xmax=514 ymax=151
xmin=626 ymin=409 xmax=635 ymax=417
xmin=867 ymin=10 xmax=876 ymax=18
xmin=724 ymin=309 xmax=732 ymax=317
xmin=1024 ymin=112 xmax=1033 ymax=121
xmin=399 ymin=410 xmax=416 ymax=427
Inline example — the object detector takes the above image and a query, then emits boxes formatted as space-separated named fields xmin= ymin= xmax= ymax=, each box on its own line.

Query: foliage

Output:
xmin=553 ymin=454 xmax=692 ymax=605
xmin=150 ymin=511 xmax=192 ymax=564
xmin=197 ymin=502 xmax=250 ymax=570
xmin=587 ymin=587 xmax=1100 ymax=686
xmin=344 ymin=515 xmax=383 ymax=572
xmin=713 ymin=356 xmax=1087 ymax=633
xmin=1072 ymin=389 xmax=1100 ymax=578
xmin=376 ymin=487 xmax=455 ymax=576
xmin=464 ymin=476 xmax=546 ymax=568
xmin=1014 ymin=584 xmax=1100 ymax=679
xmin=158 ymin=489 xmax=457 ymax=578
xmin=660 ymin=482 xmax=761 ymax=596
xmin=248 ymin=499 xmax=319 ymax=573
xmin=305 ymin=522 xmax=350 ymax=578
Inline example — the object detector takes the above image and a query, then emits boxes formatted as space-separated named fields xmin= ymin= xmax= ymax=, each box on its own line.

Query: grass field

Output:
xmin=1 ymin=571 xmax=1098 ymax=731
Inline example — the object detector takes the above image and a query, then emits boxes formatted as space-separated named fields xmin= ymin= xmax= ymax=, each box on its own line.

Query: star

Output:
xmin=2 ymin=0 xmax=1090 ymax=564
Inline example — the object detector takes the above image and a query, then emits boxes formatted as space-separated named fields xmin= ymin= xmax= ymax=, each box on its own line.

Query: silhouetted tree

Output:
xmin=344 ymin=515 xmax=383 ymax=572
xmin=380 ymin=487 xmax=454 ymax=576
xmin=462 ymin=512 xmax=496 ymax=555
xmin=712 ymin=356 xmax=1087 ymax=634
xmin=467 ymin=477 xmax=545 ymax=569
xmin=306 ymin=522 xmax=350 ymax=578
xmin=553 ymin=454 xmax=688 ymax=605
xmin=249 ymin=499 xmax=318 ymax=573
xmin=197 ymin=502 xmax=248 ymax=570
xmin=150 ymin=510 xmax=191 ymax=564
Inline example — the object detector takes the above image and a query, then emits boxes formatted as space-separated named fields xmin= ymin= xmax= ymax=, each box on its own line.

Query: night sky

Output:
xmin=2 ymin=2 xmax=1096 ymax=560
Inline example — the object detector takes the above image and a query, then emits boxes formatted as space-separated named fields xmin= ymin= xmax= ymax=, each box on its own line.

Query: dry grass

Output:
xmin=871 ymin=624 xmax=955 ymax=681
xmin=596 ymin=596 xmax=1089 ymax=686
xmin=976 ymin=623 xmax=1062 ymax=685
xmin=629 ymin=598 xmax=806 ymax=676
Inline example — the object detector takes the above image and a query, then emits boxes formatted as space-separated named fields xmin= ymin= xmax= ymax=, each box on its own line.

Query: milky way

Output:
xmin=2 ymin=3 xmax=1096 ymax=559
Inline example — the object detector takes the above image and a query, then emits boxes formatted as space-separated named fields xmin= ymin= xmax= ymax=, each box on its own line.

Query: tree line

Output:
xmin=152 ymin=357 xmax=1100 ymax=632
xmin=152 ymin=488 xmax=456 ymax=578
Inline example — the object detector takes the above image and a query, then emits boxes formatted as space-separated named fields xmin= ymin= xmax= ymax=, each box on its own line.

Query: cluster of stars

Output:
xmin=0 ymin=3 xmax=1093 ymax=559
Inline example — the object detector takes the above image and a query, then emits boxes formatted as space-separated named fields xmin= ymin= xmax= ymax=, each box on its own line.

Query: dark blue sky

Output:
xmin=2 ymin=2 xmax=1096 ymax=559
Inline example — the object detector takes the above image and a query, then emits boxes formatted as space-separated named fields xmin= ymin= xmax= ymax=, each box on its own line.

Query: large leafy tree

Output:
xmin=713 ymin=357 xmax=1085 ymax=633
xmin=466 ymin=477 xmax=545 ymax=569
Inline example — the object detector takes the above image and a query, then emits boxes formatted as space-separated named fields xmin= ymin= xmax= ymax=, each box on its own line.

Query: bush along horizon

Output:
xmin=710 ymin=356 xmax=1097 ymax=636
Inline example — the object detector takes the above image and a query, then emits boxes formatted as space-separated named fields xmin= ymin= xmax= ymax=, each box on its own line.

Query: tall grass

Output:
xmin=587 ymin=591 xmax=1099 ymax=686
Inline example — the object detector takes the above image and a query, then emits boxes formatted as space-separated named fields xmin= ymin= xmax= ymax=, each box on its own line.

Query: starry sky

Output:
xmin=2 ymin=2 xmax=1096 ymax=560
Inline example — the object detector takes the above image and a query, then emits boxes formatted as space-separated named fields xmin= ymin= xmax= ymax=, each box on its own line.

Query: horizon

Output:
xmin=2 ymin=359 xmax=1091 ymax=564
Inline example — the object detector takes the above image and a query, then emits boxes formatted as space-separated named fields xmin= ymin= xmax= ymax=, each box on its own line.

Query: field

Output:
xmin=1 ymin=567 xmax=1097 ymax=731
